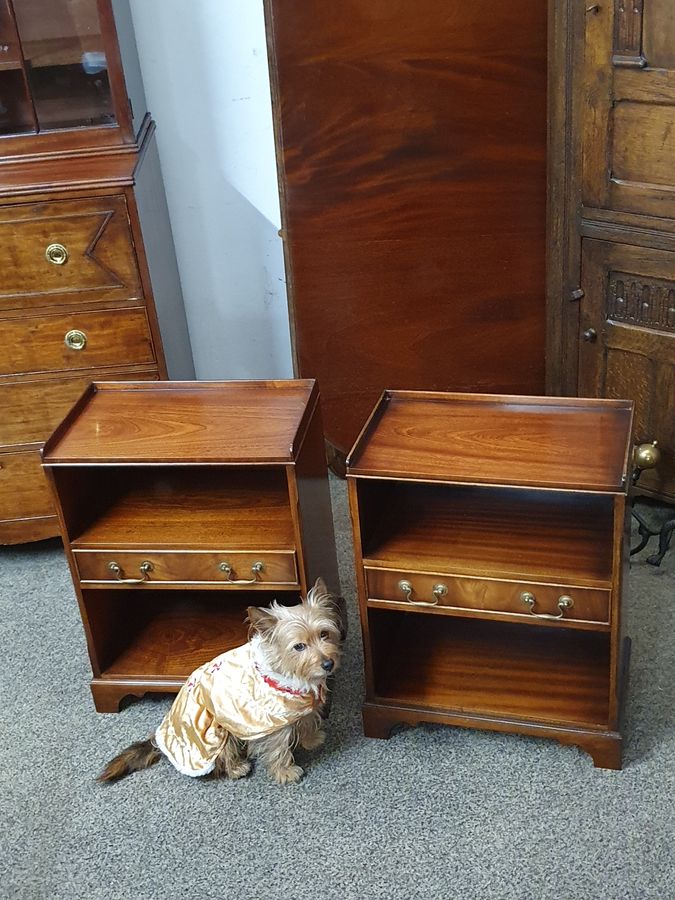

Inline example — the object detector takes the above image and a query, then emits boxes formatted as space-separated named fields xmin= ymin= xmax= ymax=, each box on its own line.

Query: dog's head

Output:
xmin=247 ymin=578 xmax=343 ymax=687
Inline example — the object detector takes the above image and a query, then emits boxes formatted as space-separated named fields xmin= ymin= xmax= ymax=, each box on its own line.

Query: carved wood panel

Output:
xmin=579 ymin=240 xmax=675 ymax=500
xmin=583 ymin=1 xmax=675 ymax=217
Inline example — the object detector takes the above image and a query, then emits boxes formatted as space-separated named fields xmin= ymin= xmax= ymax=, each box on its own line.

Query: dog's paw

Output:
xmin=229 ymin=760 xmax=252 ymax=780
xmin=299 ymin=729 xmax=326 ymax=751
xmin=271 ymin=764 xmax=304 ymax=785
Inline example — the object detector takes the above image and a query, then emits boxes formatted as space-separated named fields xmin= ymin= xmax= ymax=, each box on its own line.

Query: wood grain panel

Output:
xmin=266 ymin=0 xmax=547 ymax=451
xmin=0 ymin=370 xmax=158 ymax=449
xmin=365 ymin=567 xmax=610 ymax=627
xmin=44 ymin=380 xmax=316 ymax=464
xmin=643 ymin=0 xmax=675 ymax=69
xmin=0 ymin=449 xmax=53 ymax=521
xmin=74 ymin=549 xmax=299 ymax=587
xmin=0 ymin=195 xmax=142 ymax=310
xmin=579 ymin=239 xmax=675 ymax=500
xmin=0 ymin=307 xmax=155 ymax=376
xmin=612 ymin=102 xmax=675 ymax=186
xmin=369 ymin=610 xmax=611 ymax=728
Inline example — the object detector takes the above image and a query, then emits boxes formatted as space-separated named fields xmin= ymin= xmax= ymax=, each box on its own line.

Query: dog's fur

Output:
xmin=97 ymin=579 xmax=342 ymax=785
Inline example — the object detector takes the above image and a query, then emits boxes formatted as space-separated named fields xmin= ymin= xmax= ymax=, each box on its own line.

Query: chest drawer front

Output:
xmin=0 ymin=308 xmax=155 ymax=376
xmin=0 ymin=196 xmax=142 ymax=310
xmin=0 ymin=371 xmax=160 ymax=449
xmin=364 ymin=568 xmax=610 ymax=625
xmin=0 ymin=449 xmax=54 ymax=521
xmin=73 ymin=550 xmax=299 ymax=587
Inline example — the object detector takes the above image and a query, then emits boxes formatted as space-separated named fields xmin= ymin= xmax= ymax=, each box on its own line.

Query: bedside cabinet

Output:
xmin=347 ymin=391 xmax=634 ymax=769
xmin=42 ymin=380 xmax=338 ymax=713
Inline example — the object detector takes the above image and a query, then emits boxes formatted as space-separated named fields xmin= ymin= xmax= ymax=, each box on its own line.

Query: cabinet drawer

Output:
xmin=0 ymin=449 xmax=54 ymax=521
xmin=0 ymin=371 xmax=160 ymax=449
xmin=73 ymin=550 xmax=299 ymax=587
xmin=0 ymin=308 xmax=155 ymax=376
xmin=0 ymin=196 xmax=142 ymax=311
xmin=364 ymin=568 xmax=610 ymax=626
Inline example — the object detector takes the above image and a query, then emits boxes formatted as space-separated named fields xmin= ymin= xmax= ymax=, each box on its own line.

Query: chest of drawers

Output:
xmin=42 ymin=379 xmax=338 ymax=713
xmin=347 ymin=390 xmax=634 ymax=769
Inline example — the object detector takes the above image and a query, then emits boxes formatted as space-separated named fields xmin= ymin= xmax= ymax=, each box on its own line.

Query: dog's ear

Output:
xmin=306 ymin=577 xmax=330 ymax=607
xmin=246 ymin=605 xmax=277 ymax=636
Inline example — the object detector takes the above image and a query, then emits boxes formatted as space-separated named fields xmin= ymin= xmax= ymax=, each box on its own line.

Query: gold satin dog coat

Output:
xmin=154 ymin=639 xmax=321 ymax=777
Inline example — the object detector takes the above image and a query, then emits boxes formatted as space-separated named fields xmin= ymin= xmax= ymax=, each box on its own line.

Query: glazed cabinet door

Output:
xmin=579 ymin=239 xmax=675 ymax=499
xmin=583 ymin=0 xmax=675 ymax=217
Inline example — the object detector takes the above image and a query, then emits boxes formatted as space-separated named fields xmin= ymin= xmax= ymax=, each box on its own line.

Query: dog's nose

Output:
xmin=321 ymin=659 xmax=334 ymax=673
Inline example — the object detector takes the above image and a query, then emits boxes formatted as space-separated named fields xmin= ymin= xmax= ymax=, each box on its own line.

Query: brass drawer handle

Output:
xmin=108 ymin=560 xmax=153 ymax=584
xmin=218 ymin=561 xmax=264 ymax=584
xmin=46 ymin=243 xmax=69 ymax=265
xmin=64 ymin=329 xmax=87 ymax=351
xmin=397 ymin=579 xmax=447 ymax=607
xmin=520 ymin=591 xmax=574 ymax=620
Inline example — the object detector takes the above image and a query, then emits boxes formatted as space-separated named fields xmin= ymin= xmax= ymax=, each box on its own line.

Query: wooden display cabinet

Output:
xmin=347 ymin=390 xmax=634 ymax=769
xmin=0 ymin=0 xmax=193 ymax=545
xmin=42 ymin=380 xmax=338 ymax=713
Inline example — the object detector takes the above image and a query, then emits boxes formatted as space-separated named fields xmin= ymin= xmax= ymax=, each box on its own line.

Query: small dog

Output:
xmin=97 ymin=579 xmax=342 ymax=785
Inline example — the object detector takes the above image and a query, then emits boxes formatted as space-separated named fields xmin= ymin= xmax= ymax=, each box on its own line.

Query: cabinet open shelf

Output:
xmin=66 ymin=467 xmax=295 ymax=551
xmin=359 ymin=481 xmax=614 ymax=587
xmin=369 ymin=608 xmax=611 ymax=729
xmin=88 ymin=589 xmax=301 ymax=682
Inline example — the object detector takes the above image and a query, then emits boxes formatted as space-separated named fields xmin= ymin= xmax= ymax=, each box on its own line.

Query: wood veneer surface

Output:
xmin=266 ymin=0 xmax=548 ymax=451
xmin=371 ymin=611 xmax=610 ymax=728
xmin=70 ymin=468 xmax=295 ymax=550
xmin=360 ymin=483 xmax=614 ymax=587
xmin=44 ymin=381 xmax=316 ymax=463
xmin=348 ymin=392 xmax=633 ymax=490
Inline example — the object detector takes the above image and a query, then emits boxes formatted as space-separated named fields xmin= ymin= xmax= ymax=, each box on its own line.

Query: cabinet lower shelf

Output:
xmin=83 ymin=588 xmax=301 ymax=711
xmin=368 ymin=609 xmax=611 ymax=729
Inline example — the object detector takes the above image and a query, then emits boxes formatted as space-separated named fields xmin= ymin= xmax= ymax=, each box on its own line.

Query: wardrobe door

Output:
xmin=265 ymin=0 xmax=548 ymax=454
xmin=579 ymin=239 xmax=675 ymax=500
xmin=583 ymin=0 xmax=675 ymax=218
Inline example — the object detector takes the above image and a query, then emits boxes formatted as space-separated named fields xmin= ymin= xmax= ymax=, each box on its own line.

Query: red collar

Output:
xmin=256 ymin=665 xmax=313 ymax=697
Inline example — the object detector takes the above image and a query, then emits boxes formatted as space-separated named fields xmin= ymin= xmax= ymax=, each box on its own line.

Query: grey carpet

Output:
xmin=1 ymin=479 xmax=674 ymax=900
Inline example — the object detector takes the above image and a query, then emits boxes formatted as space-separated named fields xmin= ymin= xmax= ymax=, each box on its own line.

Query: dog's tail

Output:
xmin=97 ymin=738 xmax=161 ymax=783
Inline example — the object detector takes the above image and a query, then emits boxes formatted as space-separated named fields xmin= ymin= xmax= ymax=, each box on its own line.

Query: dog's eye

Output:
xmin=293 ymin=643 xmax=306 ymax=652
xmin=320 ymin=631 xmax=330 ymax=640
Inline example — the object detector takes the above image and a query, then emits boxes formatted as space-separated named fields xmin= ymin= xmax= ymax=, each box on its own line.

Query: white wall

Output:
xmin=129 ymin=0 xmax=293 ymax=380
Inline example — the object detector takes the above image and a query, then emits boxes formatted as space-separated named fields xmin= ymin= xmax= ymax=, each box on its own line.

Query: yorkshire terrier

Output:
xmin=97 ymin=578 xmax=343 ymax=785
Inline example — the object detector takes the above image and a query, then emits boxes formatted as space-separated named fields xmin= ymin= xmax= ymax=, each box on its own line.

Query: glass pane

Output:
xmin=13 ymin=0 xmax=115 ymax=131
xmin=0 ymin=0 xmax=35 ymax=134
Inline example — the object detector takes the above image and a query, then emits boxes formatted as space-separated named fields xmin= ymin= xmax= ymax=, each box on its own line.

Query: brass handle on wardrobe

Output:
xmin=46 ymin=243 xmax=69 ymax=265
xmin=218 ymin=561 xmax=264 ymax=583
xmin=520 ymin=591 xmax=574 ymax=620
xmin=64 ymin=329 xmax=87 ymax=351
xmin=582 ymin=328 xmax=597 ymax=343
xmin=108 ymin=561 xmax=153 ymax=584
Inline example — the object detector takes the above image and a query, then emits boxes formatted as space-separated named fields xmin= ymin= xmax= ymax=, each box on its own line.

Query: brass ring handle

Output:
xmin=108 ymin=561 xmax=153 ymax=584
xmin=520 ymin=591 xmax=574 ymax=620
xmin=397 ymin=579 xmax=445 ymax=607
xmin=64 ymin=329 xmax=87 ymax=351
xmin=46 ymin=243 xmax=69 ymax=265
xmin=218 ymin=561 xmax=264 ymax=583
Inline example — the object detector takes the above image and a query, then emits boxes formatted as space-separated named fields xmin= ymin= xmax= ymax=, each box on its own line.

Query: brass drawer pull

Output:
xmin=108 ymin=560 xmax=153 ymax=584
xmin=64 ymin=329 xmax=87 ymax=351
xmin=218 ymin=561 xmax=264 ymax=584
xmin=397 ymin=579 xmax=447 ymax=607
xmin=46 ymin=243 xmax=69 ymax=265
xmin=520 ymin=591 xmax=574 ymax=620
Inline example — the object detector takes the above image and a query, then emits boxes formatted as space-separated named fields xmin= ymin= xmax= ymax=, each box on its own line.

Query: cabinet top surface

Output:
xmin=347 ymin=391 xmax=634 ymax=492
xmin=42 ymin=380 xmax=317 ymax=464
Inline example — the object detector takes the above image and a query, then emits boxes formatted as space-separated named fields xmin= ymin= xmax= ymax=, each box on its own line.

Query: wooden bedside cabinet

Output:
xmin=42 ymin=380 xmax=338 ymax=713
xmin=346 ymin=391 xmax=634 ymax=769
